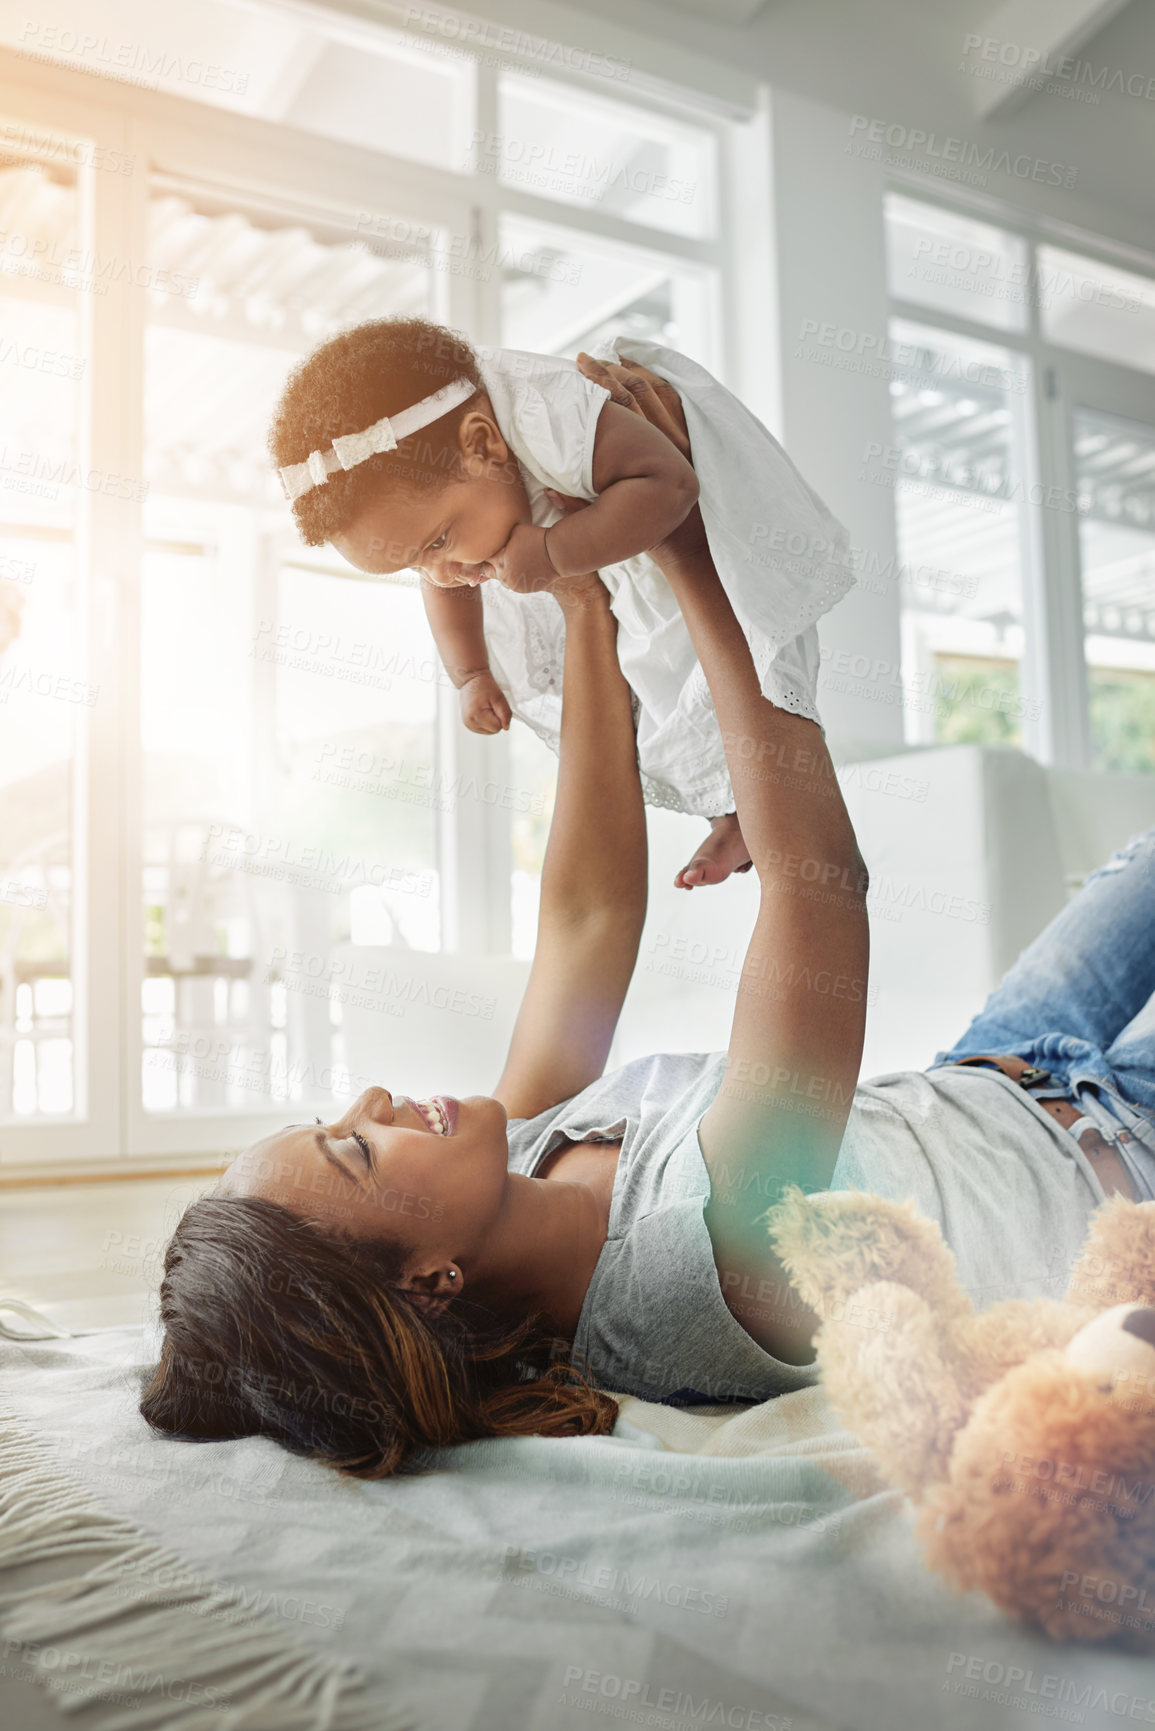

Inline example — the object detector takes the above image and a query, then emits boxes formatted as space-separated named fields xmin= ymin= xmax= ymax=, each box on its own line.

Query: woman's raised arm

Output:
xmin=493 ymin=575 xmax=648 ymax=1121
xmin=577 ymin=355 xmax=869 ymax=1361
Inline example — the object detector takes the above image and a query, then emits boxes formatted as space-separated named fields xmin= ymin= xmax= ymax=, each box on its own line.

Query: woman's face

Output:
xmin=217 ymin=1087 xmax=510 ymax=1267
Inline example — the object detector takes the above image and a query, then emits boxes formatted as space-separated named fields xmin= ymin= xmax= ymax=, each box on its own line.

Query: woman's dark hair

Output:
xmin=267 ymin=316 xmax=484 ymax=546
xmin=140 ymin=1197 xmax=618 ymax=1478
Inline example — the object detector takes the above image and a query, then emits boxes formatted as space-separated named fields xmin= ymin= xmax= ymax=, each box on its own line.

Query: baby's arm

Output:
xmin=420 ymin=580 xmax=511 ymax=734
xmin=490 ymin=397 xmax=700 ymax=594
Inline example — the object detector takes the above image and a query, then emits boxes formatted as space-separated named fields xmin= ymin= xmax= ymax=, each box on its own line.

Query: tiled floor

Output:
xmin=0 ymin=1174 xmax=218 ymax=1336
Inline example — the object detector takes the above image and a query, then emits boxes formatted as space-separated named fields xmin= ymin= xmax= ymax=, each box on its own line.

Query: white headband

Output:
xmin=278 ymin=375 xmax=478 ymax=503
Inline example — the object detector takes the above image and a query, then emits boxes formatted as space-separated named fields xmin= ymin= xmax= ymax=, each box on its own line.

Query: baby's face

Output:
xmin=332 ymin=405 xmax=532 ymax=587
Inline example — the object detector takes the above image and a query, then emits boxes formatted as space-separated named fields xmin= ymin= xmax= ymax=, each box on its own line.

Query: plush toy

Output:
xmin=766 ymin=1188 xmax=1155 ymax=1649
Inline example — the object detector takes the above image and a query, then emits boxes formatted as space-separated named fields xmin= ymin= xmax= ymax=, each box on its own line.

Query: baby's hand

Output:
xmin=489 ymin=523 xmax=560 ymax=595
xmin=459 ymin=670 xmax=511 ymax=734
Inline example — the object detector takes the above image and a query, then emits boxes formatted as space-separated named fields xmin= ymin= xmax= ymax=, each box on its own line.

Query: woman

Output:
xmin=142 ymin=360 xmax=1155 ymax=1478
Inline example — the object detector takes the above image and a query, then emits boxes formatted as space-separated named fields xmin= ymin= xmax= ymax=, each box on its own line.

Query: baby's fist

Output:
xmin=489 ymin=524 xmax=558 ymax=595
xmin=460 ymin=670 xmax=511 ymax=734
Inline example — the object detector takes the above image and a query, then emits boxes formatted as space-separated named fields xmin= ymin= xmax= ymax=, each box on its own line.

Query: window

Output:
xmin=887 ymin=317 xmax=1030 ymax=748
xmin=0 ymin=156 xmax=85 ymax=1122
xmin=499 ymin=210 xmax=718 ymax=364
xmin=0 ymin=14 xmax=729 ymax=1161
xmin=494 ymin=73 xmax=716 ymax=241
xmin=139 ymin=189 xmax=444 ymax=1119
xmin=885 ymin=191 xmax=1155 ymax=767
xmin=1038 ymin=247 xmax=1155 ymax=376
xmin=1076 ymin=408 xmax=1155 ymax=773
xmin=885 ymin=192 xmax=1028 ymax=334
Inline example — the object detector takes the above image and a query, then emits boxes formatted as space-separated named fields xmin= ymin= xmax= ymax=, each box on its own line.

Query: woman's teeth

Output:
xmin=414 ymin=1098 xmax=449 ymax=1135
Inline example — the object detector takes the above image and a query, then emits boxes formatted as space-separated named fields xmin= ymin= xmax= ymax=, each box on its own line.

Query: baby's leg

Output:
xmin=674 ymin=813 xmax=753 ymax=890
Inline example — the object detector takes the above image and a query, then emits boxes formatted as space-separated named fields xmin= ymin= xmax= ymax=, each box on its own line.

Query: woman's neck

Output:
xmin=461 ymin=1170 xmax=609 ymax=1337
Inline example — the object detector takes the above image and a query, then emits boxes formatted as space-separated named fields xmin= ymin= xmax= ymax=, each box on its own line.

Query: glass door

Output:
xmin=1073 ymin=403 xmax=1155 ymax=773
xmin=1044 ymin=349 xmax=1155 ymax=775
xmin=128 ymin=178 xmax=468 ymax=1155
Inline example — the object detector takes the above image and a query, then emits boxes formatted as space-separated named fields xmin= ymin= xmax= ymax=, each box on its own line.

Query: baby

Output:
xmin=270 ymin=317 xmax=854 ymax=888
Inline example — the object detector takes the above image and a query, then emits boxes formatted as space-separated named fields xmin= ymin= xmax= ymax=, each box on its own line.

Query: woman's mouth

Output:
xmin=412 ymin=1096 xmax=459 ymax=1136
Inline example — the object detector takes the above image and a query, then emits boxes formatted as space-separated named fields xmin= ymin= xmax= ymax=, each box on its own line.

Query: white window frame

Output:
xmin=0 ymin=35 xmax=740 ymax=1174
xmin=884 ymin=171 xmax=1155 ymax=771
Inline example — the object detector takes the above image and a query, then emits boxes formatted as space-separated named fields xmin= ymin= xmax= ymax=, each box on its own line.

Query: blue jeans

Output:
xmin=933 ymin=826 xmax=1155 ymax=1169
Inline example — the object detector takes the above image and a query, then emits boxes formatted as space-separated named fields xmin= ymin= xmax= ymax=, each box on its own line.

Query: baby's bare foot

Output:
xmin=675 ymin=814 xmax=753 ymax=890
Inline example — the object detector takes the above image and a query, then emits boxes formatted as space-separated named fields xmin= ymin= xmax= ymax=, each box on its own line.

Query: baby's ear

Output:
xmin=458 ymin=402 xmax=506 ymax=460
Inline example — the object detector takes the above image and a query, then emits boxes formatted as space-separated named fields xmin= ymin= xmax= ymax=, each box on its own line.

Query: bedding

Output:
xmin=3 ymin=1322 xmax=1154 ymax=1731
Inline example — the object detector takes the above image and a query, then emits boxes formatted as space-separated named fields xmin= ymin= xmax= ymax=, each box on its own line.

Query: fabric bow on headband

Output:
xmin=278 ymin=375 xmax=477 ymax=503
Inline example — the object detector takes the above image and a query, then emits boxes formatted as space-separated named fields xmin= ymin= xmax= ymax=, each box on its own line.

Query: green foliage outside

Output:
xmin=1089 ymin=667 xmax=1155 ymax=774
xmin=931 ymin=656 xmax=1023 ymax=749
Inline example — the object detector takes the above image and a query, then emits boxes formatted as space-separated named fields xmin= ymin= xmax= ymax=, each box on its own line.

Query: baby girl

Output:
xmin=270 ymin=317 xmax=853 ymax=888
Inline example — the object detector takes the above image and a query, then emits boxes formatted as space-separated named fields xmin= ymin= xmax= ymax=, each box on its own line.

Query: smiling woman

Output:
xmin=141 ymin=1091 xmax=620 ymax=1476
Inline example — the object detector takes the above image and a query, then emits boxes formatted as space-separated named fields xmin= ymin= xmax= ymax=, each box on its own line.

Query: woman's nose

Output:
xmin=339 ymin=1086 xmax=393 ymax=1129
xmin=361 ymin=1086 xmax=394 ymax=1122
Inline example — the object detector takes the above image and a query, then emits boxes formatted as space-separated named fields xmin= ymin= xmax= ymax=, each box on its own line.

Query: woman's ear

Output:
xmin=396 ymin=1264 xmax=463 ymax=1315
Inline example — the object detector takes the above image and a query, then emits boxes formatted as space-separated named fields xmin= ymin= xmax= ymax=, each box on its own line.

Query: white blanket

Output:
xmin=3 ymin=1324 xmax=1153 ymax=1731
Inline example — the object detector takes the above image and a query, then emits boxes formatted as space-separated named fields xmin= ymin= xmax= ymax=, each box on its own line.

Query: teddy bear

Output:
xmin=766 ymin=1187 xmax=1155 ymax=1649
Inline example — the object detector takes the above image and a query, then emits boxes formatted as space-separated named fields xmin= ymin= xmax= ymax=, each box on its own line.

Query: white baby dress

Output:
xmin=474 ymin=336 xmax=854 ymax=818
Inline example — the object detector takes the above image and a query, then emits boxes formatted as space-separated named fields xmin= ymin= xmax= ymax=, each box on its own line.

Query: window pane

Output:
xmin=495 ymin=72 xmax=715 ymax=240
xmin=0 ymin=156 xmax=85 ymax=1120
xmin=3 ymin=0 xmax=474 ymax=173
xmin=269 ymin=563 xmax=440 ymax=957
xmin=1038 ymin=246 xmax=1155 ymax=376
xmin=1076 ymin=408 xmax=1155 ymax=773
xmin=281 ymin=29 xmax=475 ymax=173
xmin=885 ymin=318 xmax=1032 ymax=747
xmin=499 ymin=212 xmax=717 ymax=366
xmin=140 ymin=188 xmax=442 ymax=1118
xmin=884 ymin=193 xmax=1028 ymax=332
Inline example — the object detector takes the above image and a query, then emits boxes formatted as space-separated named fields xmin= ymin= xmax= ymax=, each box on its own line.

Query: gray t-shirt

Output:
xmin=506 ymin=1051 xmax=1154 ymax=1406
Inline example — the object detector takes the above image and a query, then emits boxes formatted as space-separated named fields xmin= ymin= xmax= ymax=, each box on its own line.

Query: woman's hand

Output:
xmin=572 ymin=353 xmax=706 ymax=578
xmin=575 ymin=352 xmax=693 ymax=461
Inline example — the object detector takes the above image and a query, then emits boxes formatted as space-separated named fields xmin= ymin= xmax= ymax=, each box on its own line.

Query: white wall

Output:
xmin=763 ymin=85 xmax=905 ymax=751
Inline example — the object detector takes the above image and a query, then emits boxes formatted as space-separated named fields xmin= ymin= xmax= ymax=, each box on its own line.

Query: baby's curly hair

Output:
xmin=268 ymin=317 xmax=484 ymax=547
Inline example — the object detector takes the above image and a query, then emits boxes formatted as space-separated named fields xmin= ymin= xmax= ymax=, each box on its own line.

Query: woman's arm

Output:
xmin=655 ymin=507 xmax=869 ymax=1171
xmin=576 ymin=356 xmax=869 ymax=1362
xmin=493 ymin=573 xmax=648 ymax=1121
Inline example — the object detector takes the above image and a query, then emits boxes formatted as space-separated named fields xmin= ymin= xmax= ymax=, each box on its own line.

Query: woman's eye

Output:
xmin=428 ymin=533 xmax=447 ymax=552
xmin=352 ymin=1131 xmax=373 ymax=1165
